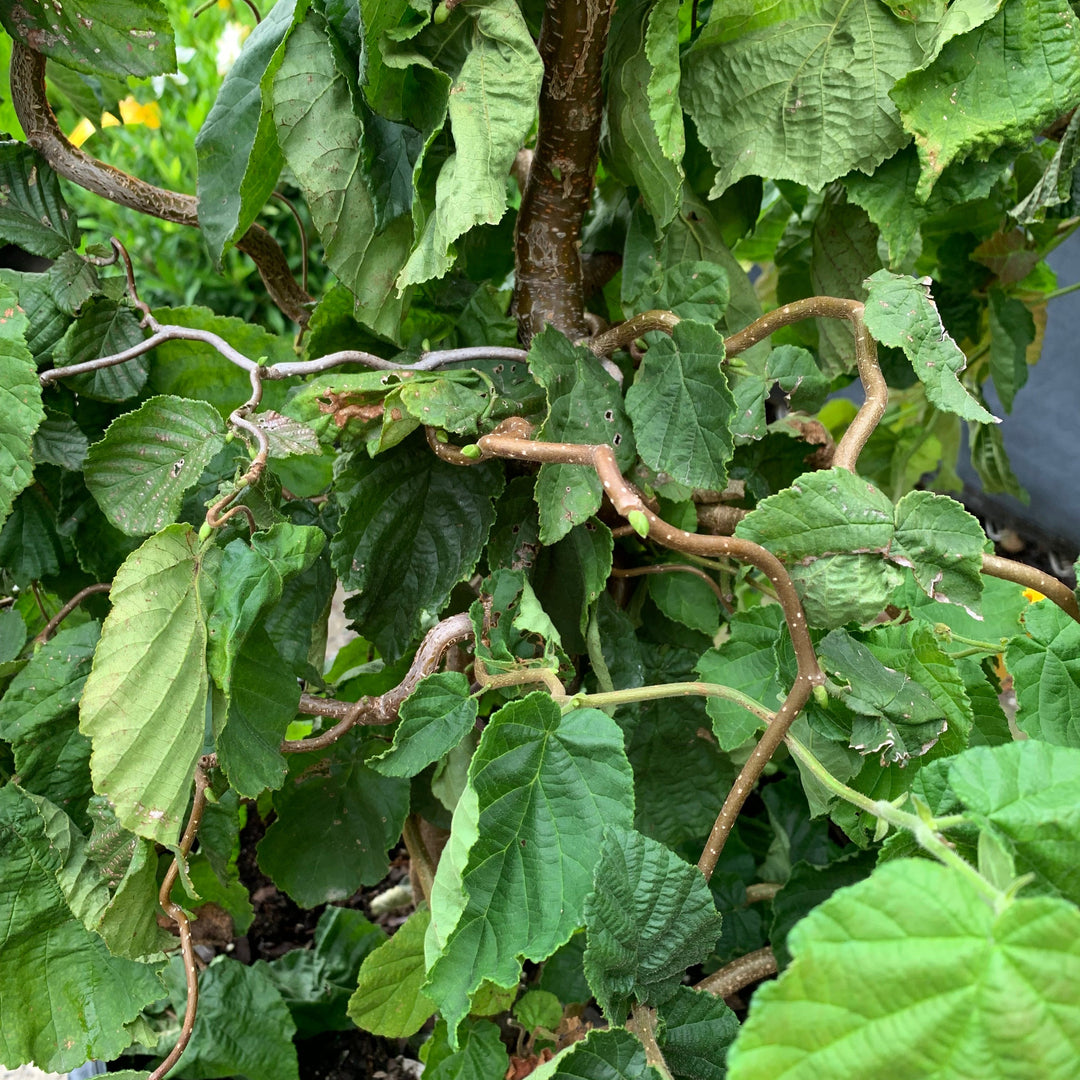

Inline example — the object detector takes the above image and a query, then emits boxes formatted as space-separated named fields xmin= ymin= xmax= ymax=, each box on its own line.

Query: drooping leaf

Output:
xmin=257 ymin=728 xmax=410 ymax=906
xmin=862 ymin=269 xmax=996 ymax=422
xmin=726 ymin=859 xmax=1080 ymax=1080
xmin=163 ymin=955 xmax=298 ymax=1080
xmin=891 ymin=489 xmax=985 ymax=615
xmin=0 ymin=784 xmax=164 ymax=1074
xmin=728 ymin=343 xmax=829 ymax=442
xmin=424 ymin=693 xmax=635 ymax=1044
xmin=0 ymin=622 xmax=98 ymax=829
xmin=273 ymin=10 xmax=409 ymax=338
xmin=604 ymin=0 xmax=683 ymax=230
xmin=0 ymin=143 xmax=80 ymax=257
xmin=969 ymin=417 xmax=1027 ymax=502
xmin=1013 ymin=107 xmax=1080 ymax=224
xmin=1006 ymin=601 xmax=1080 ymax=747
xmin=583 ymin=826 xmax=724 ymax=1022
xmin=348 ymin=906 xmax=436 ymax=1038
xmin=32 ymin=409 xmax=88 ymax=470
xmin=46 ymin=249 xmax=98 ymax=317
xmin=1 ymin=0 xmax=175 ymax=78
xmin=0 ymin=482 xmax=68 ymax=581
xmin=947 ymin=741 xmax=1080 ymax=904
xmin=196 ymin=0 xmax=302 ymax=261
xmin=529 ymin=327 xmax=635 ymax=544
xmin=656 ymin=985 xmax=740 ymax=1080
xmin=394 ymin=0 xmax=544 ymax=287
xmin=626 ymin=321 xmax=735 ymax=491
xmin=421 ymin=1017 xmax=510 ymax=1080
xmin=891 ymin=1 xmax=1080 ymax=199
xmin=50 ymin=297 xmax=148 ymax=402
xmin=0 ymin=279 xmax=42 ymax=528
xmin=529 ymin=1027 xmax=659 ymax=1080
xmin=987 ymin=288 xmax=1035 ymax=413
xmin=333 ymin=436 xmax=503 ymax=660
xmin=78 ymin=525 xmax=213 ymax=845
xmin=370 ymin=672 xmax=478 ymax=778
xmin=682 ymin=1 xmax=932 ymax=196
xmin=83 ymin=395 xmax=225 ymax=536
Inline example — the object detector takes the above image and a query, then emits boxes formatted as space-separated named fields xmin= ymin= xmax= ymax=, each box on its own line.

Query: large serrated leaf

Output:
xmin=84 ymin=395 xmax=226 ymax=536
xmin=656 ymin=985 xmax=740 ymax=1080
xmin=863 ymin=269 xmax=996 ymax=422
xmin=370 ymin=672 xmax=478 ymax=778
xmin=424 ymin=693 xmax=635 ymax=1045
xmin=626 ymin=321 xmax=735 ymax=491
xmin=51 ymin=297 xmax=148 ymax=402
xmin=348 ymin=906 xmax=436 ymax=1037
xmin=196 ymin=0 xmax=300 ymax=261
xmin=529 ymin=327 xmax=636 ymax=544
xmin=682 ymin=1 xmax=931 ymax=196
xmin=583 ymin=826 xmax=724 ymax=1022
xmin=0 ymin=622 xmax=98 ymax=830
xmin=530 ymin=1027 xmax=659 ymax=1080
xmin=0 ymin=785 xmax=164 ymax=1073
xmin=79 ymin=525 xmax=213 ymax=845
xmin=892 ymin=0 xmax=1080 ymax=199
xmin=0 ymin=280 xmax=43 ymax=528
xmin=395 ymin=0 xmax=543 ymax=287
xmin=727 ymin=859 xmax=1080 ymax=1080
xmin=257 ymin=728 xmax=410 ymax=906
xmin=0 ymin=143 xmax=80 ymax=257
xmin=1006 ymin=601 xmax=1080 ymax=747
xmin=332 ymin=438 xmax=503 ymax=660
xmin=1 ymin=0 xmax=175 ymax=79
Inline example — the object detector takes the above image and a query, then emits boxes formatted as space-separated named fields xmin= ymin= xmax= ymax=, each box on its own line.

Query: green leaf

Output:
xmin=969 ymin=416 xmax=1028 ymax=502
xmin=196 ymin=0 xmax=301 ymax=261
xmin=163 ymin=955 xmax=298 ymax=1080
xmin=371 ymin=672 xmax=478 ymax=778
xmin=626 ymin=321 xmax=735 ymax=491
xmin=769 ymin=850 xmax=878 ymax=969
xmin=726 ymin=858 xmax=1080 ymax=1080
xmin=0 ymin=784 xmax=163 ymax=1073
xmin=78 ymin=524 xmax=213 ymax=845
xmin=645 ymin=0 xmax=683 ymax=162
xmin=988 ymin=288 xmax=1035 ymax=412
xmin=257 ymin=729 xmax=410 ymax=906
xmin=514 ymin=989 xmax=563 ymax=1034
xmin=892 ymin=1 xmax=1080 ymax=199
xmin=0 ymin=280 xmax=43 ymax=529
xmin=47 ymin=249 xmax=98 ymax=317
xmin=818 ymin=629 xmax=947 ymax=763
xmin=892 ymin=489 xmax=985 ymax=615
xmin=697 ymin=606 xmax=785 ymax=751
xmin=530 ymin=1027 xmax=659 ymax=1080
xmin=729 ymin=344 xmax=829 ymax=442
xmin=0 ymin=267 xmax=71 ymax=367
xmin=1013 ymin=107 xmax=1080 ymax=223
xmin=1 ymin=0 xmax=175 ymax=78
xmin=683 ymin=2 xmax=930 ymax=196
xmin=332 ymin=437 xmax=503 ymax=661
xmin=862 ymin=269 xmax=996 ymax=422
xmin=656 ymin=985 xmax=740 ymax=1080
xmin=583 ymin=825 xmax=724 ymax=1021
xmin=83 ymin=395 xmax=226 ymax=536
xmin=0 ymin=482 xmax=68 ymax=581
xmin=273 ymin=11 xmax=409 ymax=338
xmin=0 ymin=622 xmax=98 ymax=830
xmin=424 ymin=693 xmax=635 ymax=1044
xmin=1007 ymin=600 xmax=1080 ymax=746
xmin=630 ymin=261 xmax=730 ymax=325
xmin=0 ymin=143 xmax=80 ymax=257
xmin=421 ymin=1017 xmax=509 ymax=1080
xmin=529 ymin=327 xmax=635 ymax=543
xmin=604 ymin=0 xmax=683 ymax=230
xmin=948 ymin=741 xmax=1080 ymax=904
xmin=32 ymin=409 xmax=88 ymax=470
xmin=395 ymin=0 xmax=543 ymax=287
xmin=258 ymin=906 xmax=386 ymax=1037
xmin=348 ymin=906 xmax=436 ymax=1037
xmin=646 ymin=562 xmax=720 ymax=638
xmin=51 ymin=297 xmax=148 ymax=402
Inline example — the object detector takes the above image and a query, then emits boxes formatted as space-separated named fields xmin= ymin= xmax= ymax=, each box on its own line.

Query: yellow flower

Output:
xmin=1022 ymin=587 xmax=1046 ymax=603
xmin=118 ymin=96 xmax=161 ymax=129
xmin=67 ymin=117 xmax=96 ymax=148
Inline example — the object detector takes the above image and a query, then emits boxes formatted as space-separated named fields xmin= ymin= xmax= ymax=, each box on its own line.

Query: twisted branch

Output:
xmin=10 ymin=42 xmax=311 ymax=325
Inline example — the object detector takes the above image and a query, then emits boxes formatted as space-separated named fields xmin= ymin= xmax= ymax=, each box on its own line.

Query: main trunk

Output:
xmin=513 ymin=0 xmax=616 ymax=343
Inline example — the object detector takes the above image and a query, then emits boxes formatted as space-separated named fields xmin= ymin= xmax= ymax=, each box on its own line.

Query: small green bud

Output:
xmin=198 ymin=521 xmax=213 ymax=542
xmin=812 ymin=683 xmax=829 ymax=708
xmin=627 ymin=509 xmax=650 ymax=538
xmin=460 ymin=444 xmax=483 ymax=460
xmin=433 ymin=1 xmax=450 ymax=24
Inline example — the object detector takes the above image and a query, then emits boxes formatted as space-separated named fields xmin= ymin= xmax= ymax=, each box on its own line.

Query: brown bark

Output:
xmin=513 ymin=0 xmax=616 ymax=343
